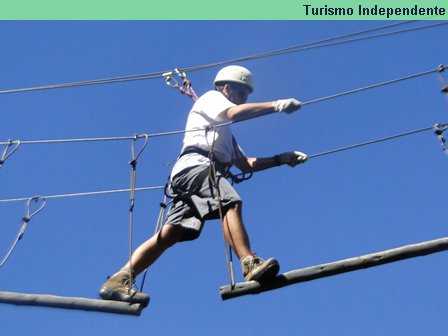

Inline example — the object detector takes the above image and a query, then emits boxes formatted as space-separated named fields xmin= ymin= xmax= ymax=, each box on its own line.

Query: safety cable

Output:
xmin=0 ymin=186 xmax=164 ymax=204
xmin=0 ymin=130 xmax=189 ymax=146
xmin=0 ymin=21 xmax=444 ymax=95
xmin=2 ymin=64 xmax=446 ymax=148
xmin=184 ymin=21 xmax=447 ymax=73
xmin=139 ymin=194 xmax=170 ymax=293
xmin=127 ymin=134 xmax=149 ymax=296
xmin=228 ymin=121 xmax=448 ymax=183
xmin=309 ymin=122 xmax=448 ymax=159
xmin=0 ymin=196 xmax=47 ymax=269
xmin=205 ymin=127 xmax=236 ymax=289
xmin=301 ymin=66 xmax=448 ymax=107
xmin=215 ymin=21 xmax=418 ymax=62
xmin=1 ymin=123 xmax=445 ymax=203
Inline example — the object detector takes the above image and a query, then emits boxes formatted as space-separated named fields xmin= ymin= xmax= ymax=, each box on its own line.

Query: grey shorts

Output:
xmin=164 ymin=165 xmax=242 ymax=241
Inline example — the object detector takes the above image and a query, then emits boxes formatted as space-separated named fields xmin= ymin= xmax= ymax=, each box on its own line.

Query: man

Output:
xmin=99 ymin=65 xmax=308 ymax=307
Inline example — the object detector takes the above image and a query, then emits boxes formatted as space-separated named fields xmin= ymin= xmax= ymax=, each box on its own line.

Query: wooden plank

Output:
xmin=220 ymin=236 xmax=448 ymax=300
xmin=0 ymin=292 xmax=143 ymax=316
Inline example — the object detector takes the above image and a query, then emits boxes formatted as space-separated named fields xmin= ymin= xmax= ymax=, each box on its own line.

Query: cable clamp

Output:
xmin=163 ymin=71 xmax=178 ymax=88
xmin=1 ymin=140 xmax=21 ymax=168
xmin=163 ymin=68 xmax=198 ymax=101
xmin=129 ymin=134 xmax=149 ymax=167
xmin=437 ymin=64 xmax=448 ymax=94
xmin=433 ymin=123 xmax=448 ymax=156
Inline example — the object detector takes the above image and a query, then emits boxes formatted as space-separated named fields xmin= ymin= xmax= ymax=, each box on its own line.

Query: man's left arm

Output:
xmin=234 ymin=151 xmax=308 ymax=173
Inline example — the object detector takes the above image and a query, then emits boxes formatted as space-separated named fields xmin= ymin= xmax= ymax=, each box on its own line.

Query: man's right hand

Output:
xmin=273 ymin=98 xmax=302 ymax=114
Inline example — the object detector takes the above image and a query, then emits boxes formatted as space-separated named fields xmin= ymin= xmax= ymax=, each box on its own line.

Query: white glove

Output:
xmin=278 ymin=151 xmax=308 ymax=167
xmin=273 ymin=98 xmax=302 ymax=114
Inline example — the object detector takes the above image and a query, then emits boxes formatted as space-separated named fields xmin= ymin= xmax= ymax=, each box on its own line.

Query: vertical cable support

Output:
xmin=127 ymin=134 xmax=149 ymax=295
xmin=0 ymin=196 xmax=47 ymax=269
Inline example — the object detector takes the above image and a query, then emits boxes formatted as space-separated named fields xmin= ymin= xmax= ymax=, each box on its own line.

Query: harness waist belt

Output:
xmin=179 ymin=146 xmax=230 ymax=173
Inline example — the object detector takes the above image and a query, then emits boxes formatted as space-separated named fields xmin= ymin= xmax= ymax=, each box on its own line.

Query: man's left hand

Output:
xmin=279 ymin=151 xmax=308 ymax=167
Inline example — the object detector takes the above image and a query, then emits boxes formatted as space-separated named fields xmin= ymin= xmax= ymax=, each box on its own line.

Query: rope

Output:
xmin=308 ymin=123 xmax=448 ymax=159
xmin=0 ymin=186 xmax=164 ymax=204
xmin=0 ymin=21 xmax=445 ymax=95
xmin=227 ymin=121 xmax=448 ymax=183
xmin=0 ymin=129 xmax=194 ymax=146
xmin=139 ymin=194 xmax=170 ymax=292
xmin=0 ymin=196 xmax=47 ymax=269
xmin=301 ymin=66 xmax=448 ymax=106
xmin=205 ymin=127 xmax=236 ymax=288
xmin=127 ymin=135 xmax=149 ymax=296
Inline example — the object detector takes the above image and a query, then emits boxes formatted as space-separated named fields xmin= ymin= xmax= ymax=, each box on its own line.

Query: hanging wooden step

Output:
xmin=220 ymin=236 xmax=448 ymax=300
xmin=0 ymin=291 xmax=143 ymax=316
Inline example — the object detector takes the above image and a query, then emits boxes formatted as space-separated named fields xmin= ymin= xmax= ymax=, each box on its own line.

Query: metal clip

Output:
xmin=163 ymin=68 xmax=198 ymax=101
xmin=163 ymin=71 xmax=179 ymax=88
xmin=0 ymin=140 xmax=21 ymax=168
xmin=437 ymin=64 xmax=448 ymax=94
xmin=20 ymin=196 xmax=47 ymax=240
xmin=433 ymin=123 xmax=448 ymax=156
xmin=129 ymin=134 xmax=149 ymax=167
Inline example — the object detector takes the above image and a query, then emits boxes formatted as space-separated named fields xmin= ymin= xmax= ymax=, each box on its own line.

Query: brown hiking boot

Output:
xmin=241 ymin=253 xmax=280 ymax=282
xmin=99 ymin=270 xmax=150 ymax=308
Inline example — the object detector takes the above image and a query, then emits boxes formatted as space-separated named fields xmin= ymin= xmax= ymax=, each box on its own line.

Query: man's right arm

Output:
xmin=223 ymin=99 xmax=301 ymax=122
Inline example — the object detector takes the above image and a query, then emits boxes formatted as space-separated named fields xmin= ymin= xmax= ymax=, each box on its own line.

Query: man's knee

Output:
xmin=158 ymin=224 xmax=186 ymax=247
xmin=226 ymin=200 xmax=243 ymax=213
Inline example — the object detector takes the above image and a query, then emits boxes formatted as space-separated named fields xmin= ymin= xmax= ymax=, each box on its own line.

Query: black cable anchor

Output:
xmin=0 ymin=196 xmax=47 ymax=269
xmin=434 ymin=124 xmax=448 ymax=156
xmin=0 ymin=140 xmax=20 ymax=168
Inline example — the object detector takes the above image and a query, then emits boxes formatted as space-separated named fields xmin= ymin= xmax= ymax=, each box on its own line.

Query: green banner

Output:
xmin=0 ymin=0 xmax=447 ymax=19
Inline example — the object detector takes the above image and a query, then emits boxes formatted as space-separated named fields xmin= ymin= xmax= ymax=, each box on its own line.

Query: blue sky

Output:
xmin=1 ymin=21 xmax=447 ymax=335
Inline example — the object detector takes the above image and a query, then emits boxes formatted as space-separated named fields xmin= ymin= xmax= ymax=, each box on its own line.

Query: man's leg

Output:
xmin=123 ymin=224 xmax=184 ymax=275
xmin=99 ymin=224 xmax=184 ymax=305
xmin=221 ymin=201 xmax=251 ymax=259
xmin=222 ymin=201 xmax=280 ymax=282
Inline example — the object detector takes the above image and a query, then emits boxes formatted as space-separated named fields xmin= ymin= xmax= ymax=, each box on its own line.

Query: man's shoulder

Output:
xmin=199 ymin=90 xmax=223 ymax=100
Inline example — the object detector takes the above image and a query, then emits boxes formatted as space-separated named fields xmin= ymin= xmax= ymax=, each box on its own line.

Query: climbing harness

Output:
xmin=0 ymin=196 xmax=47 ymax=269
xmin=127 ymin=134 xmax=149 ymax=296
xmin=0 ymin=140 xmax=20 ymax=168
xmin=163 ymin=69 xmax=199 ymax=102
xmin=224 ymin=137 xmax=253 ymax=185
xmin=433 ymin=124 xmax=448 ymax=156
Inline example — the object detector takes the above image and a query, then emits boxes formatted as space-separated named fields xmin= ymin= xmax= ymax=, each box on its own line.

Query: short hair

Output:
xmin=215 ymin=82 xmax=248 ymax=93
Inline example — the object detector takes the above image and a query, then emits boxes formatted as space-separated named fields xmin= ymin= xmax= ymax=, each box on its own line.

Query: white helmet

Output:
xmin=214 ymin=65 xmax=254 ymax=93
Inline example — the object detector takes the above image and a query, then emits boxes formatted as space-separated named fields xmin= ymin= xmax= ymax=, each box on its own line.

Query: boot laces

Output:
xmin=243 ymin=253 xmax=265 ymax=272
xmin=121 ymin=272 xmax=140 ymax=293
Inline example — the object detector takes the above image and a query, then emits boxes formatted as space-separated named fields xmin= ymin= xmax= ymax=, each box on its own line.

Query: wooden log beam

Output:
xmin=0 ymin=292 xmax=143 ymax=316
xmin=220 ymin=236 xmax=448 ymax=300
